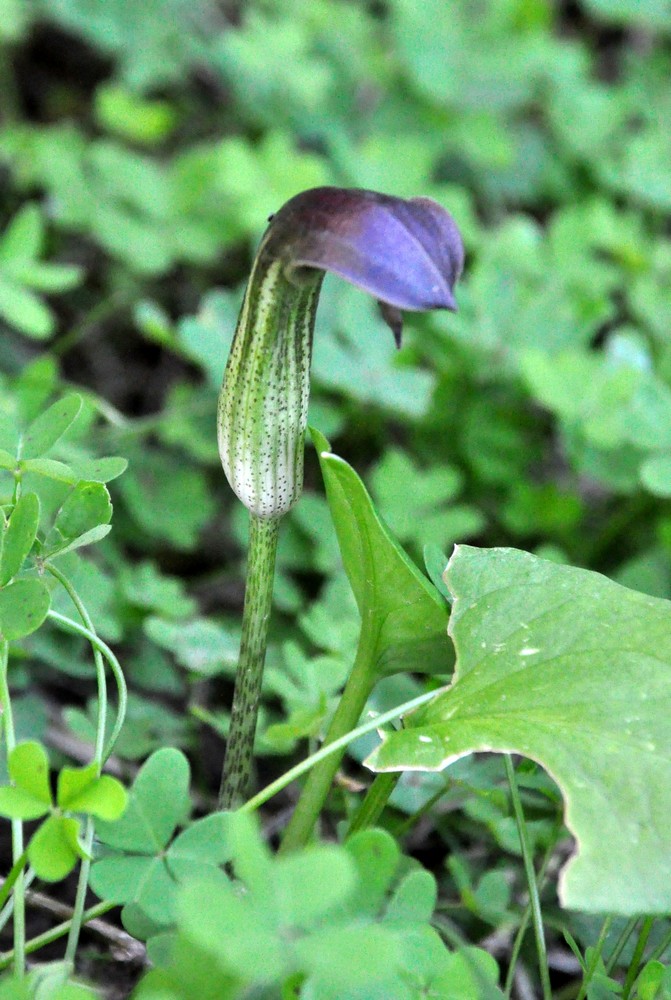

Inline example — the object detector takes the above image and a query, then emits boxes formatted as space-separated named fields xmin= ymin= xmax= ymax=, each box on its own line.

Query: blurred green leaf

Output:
xmin=0 ymin=578 xmax=51 ymax=640
xmin=119 ymin=450 xmax=215 ymax=549
xmin=144 ymin=616 xmax=237 ymax=676
xmin=95 ymin=84 xmax=178 ymax=146
xmin=0 ymin=205 xmax=82 ymax=338
xmin=20 ymin=394 xmax=82 ymax=459
xmin=371 ymin=449 xmax=485 ymax=551
xmin=0 ymin=277 xmax=53 ymax=338
xmin=131 ymin=812 xmax=497 ymax=998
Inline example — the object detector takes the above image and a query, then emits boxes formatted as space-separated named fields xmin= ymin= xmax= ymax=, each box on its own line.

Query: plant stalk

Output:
xmin=0 ymin=900 xmax=117 ymax=969
xmin=504 ymin=753 xmax=552 ymax=1000
xmin=219 ymin=513 xmax=281 ymax=809
xmin=279 ymin=612 xmax=378 ymax=852
xmin=346 ymin=772 xmax=400 ymax=837
xmin=622 ymin=917 xmax=654 ymax=1000
xmin=0 ymin=851 xmax=28 ymax=914
xmin=573 ymin=916 xmax=614 ymax=1000
xmin=0 ymin=641 xmax=25 ymax=978
xmin=241 ymin=689 xmax=438 ymax=815
xmin=46 ymin=610 xmax=127 ymax=762
xmin=46 ymin=565 xmax=108 ymax=968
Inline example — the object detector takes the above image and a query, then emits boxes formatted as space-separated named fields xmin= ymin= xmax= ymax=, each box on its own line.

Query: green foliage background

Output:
xmin=1 ymin=0 xmax=671 ymax=995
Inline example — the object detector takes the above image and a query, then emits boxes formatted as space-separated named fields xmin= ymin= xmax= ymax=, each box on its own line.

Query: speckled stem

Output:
xmin=219 ymin=513 xmax=280 ymax=809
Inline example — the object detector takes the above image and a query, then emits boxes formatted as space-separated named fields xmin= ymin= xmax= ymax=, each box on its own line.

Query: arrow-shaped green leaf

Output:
xmin=367 ymin=546 xmax=671 ymax=914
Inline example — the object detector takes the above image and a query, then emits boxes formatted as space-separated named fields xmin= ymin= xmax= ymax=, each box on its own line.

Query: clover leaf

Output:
xmin=91 ymin=748 xmax=231 ymax=936
xmin=0 ymin=741 xmax=127 ymax=882
xmin=132 ymin=813 xmax=504 ymax=1000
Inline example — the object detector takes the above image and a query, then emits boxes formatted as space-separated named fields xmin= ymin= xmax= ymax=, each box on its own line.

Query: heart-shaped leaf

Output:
xmin=94 ymin=748 xmax=190 ymax=853
xmin=90 ymin=758 xmax=227 ymax=935
xmin=0 ymin=741 xmax=52 ymax=820
xmin=28 ymin=814 xmax=86 ymax=882
xmin=57 ymin=762 xmax=127 ymax=820
xmin=311 ymin=427 xmax=451 ymax=678
xmin=367 ymin=546 xmax=671 ymax=914
xmin=9 ymin=740 xmax=51 ymax=803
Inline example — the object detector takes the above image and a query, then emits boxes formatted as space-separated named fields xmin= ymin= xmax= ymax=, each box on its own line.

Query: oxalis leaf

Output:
xmin=0 ymin=578 xmax=51 ymax=640
xmin=20 ymin=393 xmax=82 ymax=459
xmin=311 ymin=427 xmax=451 ymax=678
xmin=0 ymin=491 xmax=40 ymax=585
xmin=366 ymin=546 xmax=671 ymax=914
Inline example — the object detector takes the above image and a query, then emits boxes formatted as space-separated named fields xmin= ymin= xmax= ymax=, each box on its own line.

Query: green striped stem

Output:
xmin=217 ymin=245 xmax=324 ymax=519
xmin=217 ymin=243 xmax=324 ymax=807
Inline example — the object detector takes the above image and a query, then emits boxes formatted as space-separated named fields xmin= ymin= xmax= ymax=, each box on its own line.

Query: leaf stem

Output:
xmin=241 ymin=688 xmax=438 ymax=816
xmin=575 ymin=916 xmax=614 ymax=1000
xmin=0 ymin=640 xmax=25 ymax=978
xmin=219 ymin=513 xmax=281 ymax=809
xmin=278 ymin=611 xmax=379 ymax=853
xmin=0 ymin=851 xmax=28 ymax=917
xmin=622 ymin=916 xmax=654 ymax=1000
xmin=645 ymin=923 xmax=671 ymax=965
xmin=345 ymin=772 xmax=400 ymax=836
xmin=504 ymin=754 xmax=552 ymax=1000
xmin=45 ymin=564 xmax=108 ymax=968
xmin=46 ymin=610 xmax=127 ymax=762
xmin=0 ymin=900 xmax=117 ymax=969
xmin=604 ymin=917 xmax=638 ymax=974
xmin=504 ymin=838 xmax=559 ymax=999
xmin=46 ymin=564 xmax=107 ymax=766
xmin=0 ymin=869 xmax=35 ymax=936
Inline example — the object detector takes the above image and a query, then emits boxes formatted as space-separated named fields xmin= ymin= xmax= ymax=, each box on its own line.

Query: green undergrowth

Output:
xmin=1 ymin=0 xmax=671 ymax=997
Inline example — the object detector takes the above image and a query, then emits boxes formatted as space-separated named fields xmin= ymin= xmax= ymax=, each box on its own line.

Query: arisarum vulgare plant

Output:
xmin=217 ymin=186 xmax=464 ymax=809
